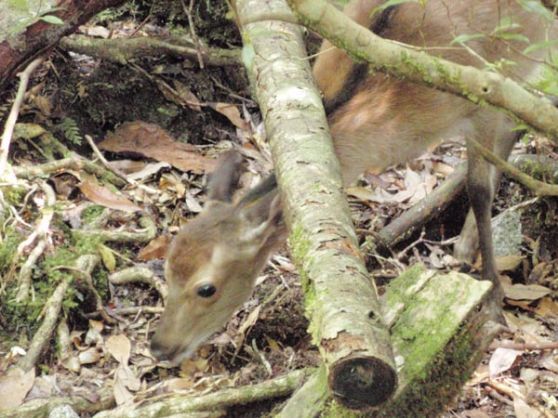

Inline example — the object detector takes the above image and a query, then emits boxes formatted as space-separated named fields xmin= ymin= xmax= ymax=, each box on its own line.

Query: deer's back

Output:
xmin=313 ymin=0 xmax=557 ymax=184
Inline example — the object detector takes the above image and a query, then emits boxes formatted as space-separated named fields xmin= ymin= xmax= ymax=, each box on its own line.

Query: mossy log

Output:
xmin=0 ymin=0 xmax=126 ymax=89
xmin=233 ymin=0 xmax=397 ymax=409
xmin=278 ymin=264 xmax=497 ymax=418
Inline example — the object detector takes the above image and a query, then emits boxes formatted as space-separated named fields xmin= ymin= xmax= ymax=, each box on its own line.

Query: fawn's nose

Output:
xmin=150 ymin=337 xmax=175 ymax=362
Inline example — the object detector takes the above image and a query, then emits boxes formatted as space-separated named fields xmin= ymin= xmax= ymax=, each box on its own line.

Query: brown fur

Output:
xmin=151 ymin=0 xmax=557 ymax=363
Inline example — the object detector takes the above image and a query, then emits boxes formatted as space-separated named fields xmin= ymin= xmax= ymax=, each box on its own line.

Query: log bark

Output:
xmin=279 ymin=265 xmax=497 ymax=418
xmin=59 ymin=35 xmax=241 ymax=66
xmin=234 ymin=0 xmax=397 ymax=410
xmin=0 ymin=0 xmax=126 ymax=90
xmin=0 ymin=391 xmax=115 ymax=418
xmin=91 ymin=369 xmax=309 ymax=418
xmin=377 ymin=163 xmax=467 ymax=248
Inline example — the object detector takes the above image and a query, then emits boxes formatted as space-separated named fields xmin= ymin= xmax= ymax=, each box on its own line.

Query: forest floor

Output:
xmin=1 ymin=6 xmax=557 ymax=418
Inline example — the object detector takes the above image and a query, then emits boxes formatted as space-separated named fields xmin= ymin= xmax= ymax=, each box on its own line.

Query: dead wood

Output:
xmin=377 ymin=152 xmax=558 ymax=248
xmin=17 ymin=255 xmax=100 ymax=372
xmin=0 ymin=0 xmax=126 ymax=90
xmin=234 ymin=0 xmax=397 ymax=409
xmin=59 ymin=35 xmax=241 ymax=67
xmin=92 ymin=369 xmax=309 ymax=418
xmin=279 ymin=265 xmax=497 ymax=418
xmin=377 ymin=163 xmax=467 ymax=248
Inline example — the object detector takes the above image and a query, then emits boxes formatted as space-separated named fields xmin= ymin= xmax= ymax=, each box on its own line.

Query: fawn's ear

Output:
xmin=236 ymin=188 xmax=284 ymax=251
xmin=206 ymin=150 xmax=244 ymax=203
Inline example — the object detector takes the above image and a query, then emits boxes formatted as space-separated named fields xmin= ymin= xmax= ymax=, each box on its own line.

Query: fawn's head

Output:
xmin=150 ymin=151 xmax=285 ymax=364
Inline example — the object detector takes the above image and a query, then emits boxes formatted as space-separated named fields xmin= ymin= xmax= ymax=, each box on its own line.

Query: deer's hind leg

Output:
xmin=460 ymin=112 xmax=517 ymax=302
xmin=454 ymin=119 xmax=520 ymax=268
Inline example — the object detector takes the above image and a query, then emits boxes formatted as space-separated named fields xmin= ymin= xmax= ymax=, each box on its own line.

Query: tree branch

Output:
xmin=59 ymin=35 xmax=241 ymax=67
xmin=287 ymin=0 xmax=558 ymax=141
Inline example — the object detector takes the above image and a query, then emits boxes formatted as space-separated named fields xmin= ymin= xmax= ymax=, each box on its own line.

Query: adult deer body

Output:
xmin=151 ymin=0 xmax=557 ymax=363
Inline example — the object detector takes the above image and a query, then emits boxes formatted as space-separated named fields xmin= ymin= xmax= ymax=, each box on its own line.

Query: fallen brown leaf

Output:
xmin=79 ymin=175 xmax=141 ymax=213
xmin=211 ymin=103 xmax=249 ymax=130
xmin=113 ymin=372 xmax=134 ymax=405
xmin=463 ymin=409 xmax=490 ymax=418
xmin=489 ymin=347 xmax=521 ymax=377
xmin=0 ymin=367 xmax=35 ymax=410
xmin=99 ymin=121 xmax=215 ymax=173
xmin=138 ymin=235 xmax=171 ymax=261
xmin=506 ymin=298 xmax=534 ymax=311
xmin=78 ymin=347 xmax=102 ymax=365
xmin=496 ymin=255 xmax=525 ymax=272
xmin=513 ymin=397 xmax=542 ymax=418
xmin=106 ymin=334 xmax=132 ymax=364
xmin=179 ymin=358 xmax=209 ymax=377
xmin=174 ymin=80 xmax=202 ymax=111
xmin=534 ymin=297 xmax=558 ymax=318
xmin=504 ymin=284 xmax=552 ymax=302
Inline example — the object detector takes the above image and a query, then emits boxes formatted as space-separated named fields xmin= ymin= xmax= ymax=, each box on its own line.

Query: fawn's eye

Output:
xmin=196 ymin=284 xmax=217 ymax=298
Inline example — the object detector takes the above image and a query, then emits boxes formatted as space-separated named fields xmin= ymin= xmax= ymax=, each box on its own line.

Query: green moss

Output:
xmin=516 ymin=158 xmax=558 ymax=183
xmin=93 ymin=267 xmax=110 ymax=299
xmin=399 ymin=51 xmax=433 ymax=84
xmin=288 ymin=222 xmax=312 ymax=295
xmin=323 ymin=400 xmax=359 ymax=418
xmin=0 ymin=229 xmax=105 ymax=335
xmin=3 ymin=185 xmax=26 ymax=206
xmin=375 ymin=322 xmax=481 ymax=418
xmin=81 ymin=205 xmax=106 ymax=224
xmin=318 ymin=267 xmax=490 ymax=417
xmin=0 ymin=226 xmax=22 ymax=270
xmin=76 ymin=240 xmax=104 ymax=261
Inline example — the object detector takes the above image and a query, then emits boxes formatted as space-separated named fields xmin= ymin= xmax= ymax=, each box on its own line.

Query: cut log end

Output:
xmin=329 ymin=356 xmax=398 ymax=409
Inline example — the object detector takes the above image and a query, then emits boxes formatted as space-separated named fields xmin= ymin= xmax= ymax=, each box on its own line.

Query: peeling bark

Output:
xmin=233 ymin=0 xmax=397 ymax=409
xmin=0 ymin=0 xmax=126 ymax=89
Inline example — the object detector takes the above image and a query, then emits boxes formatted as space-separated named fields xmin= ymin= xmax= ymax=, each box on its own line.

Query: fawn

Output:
xmin=150 ymin=0 xmax=557 ymax=364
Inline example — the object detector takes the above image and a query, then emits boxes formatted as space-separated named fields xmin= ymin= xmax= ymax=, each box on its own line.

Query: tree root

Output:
xmin=109 ymin=266 xmax=168 ymax=302
xmin=74 ymin=215 xmax=157 ymax=243
xmin=376 ymin=152 xmax=558 ymax=248
xmin=60 ymin=35 xmax=241 ymax=67
xmin=13 ymin=155 xmax=127 ymax=187
xmin=93 ymin=369 xmax=310 ymax=418
xmin=17 ymin=255 xmax=100 ymax=372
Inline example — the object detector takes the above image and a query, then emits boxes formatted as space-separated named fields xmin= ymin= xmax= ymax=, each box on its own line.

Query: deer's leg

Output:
xmin=462 ymin=116 xmax=512 ymax=302
xmin=454 ymin=123 xmax=520 ymax=268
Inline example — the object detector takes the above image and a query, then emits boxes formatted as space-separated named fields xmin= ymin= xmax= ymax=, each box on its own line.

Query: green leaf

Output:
xmin=492 ymin=16 xmax=522 ymax=34
xmin=524 ymin=39 xmax=558 ymax=54
xmin=8 ymin=0 xmax=28 ymax=12
xmin=516 ymin=0 xmax=555 ymax=22
xmin=493 ymin=32 xmax=530 ymax=43
xmin=40 ymin=15 xmax=64 ymax=25
xmin=374 ymin=0 xmax=418 ymax=14
xmin=98 ymin=244 xmax=116 ymax=272
xmin=450 ymin=33 xmax=485 ymax=45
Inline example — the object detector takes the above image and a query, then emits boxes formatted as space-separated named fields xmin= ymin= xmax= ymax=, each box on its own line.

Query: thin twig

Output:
xmin=85 ymin=134 xmax=159 ymax=194
xmin=15 ymin=239 xmax=48 ymax=302
xmin=489 ymin=340 xmax=558 ymax=351
xmin=109 ymin=266 xmax=168 ymax=302
xmin=468 ymin=137 xmax=558 ymax=196
xmin=485 ymin=386 xmax=514 ymax=406
xmin=53 ymin=265 xmax=116 ymax=324
xmin=0 ymin=57 xmax=44 ymax=182
xmin=15 ymin=181 xmax=55 ymax=256
xmin=182 ymin=0 xmax=205 ymax=69
xmin=17 ymin=276 xmax=72 ymax=371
